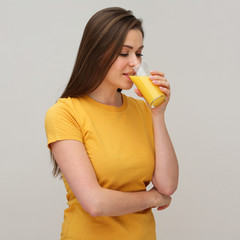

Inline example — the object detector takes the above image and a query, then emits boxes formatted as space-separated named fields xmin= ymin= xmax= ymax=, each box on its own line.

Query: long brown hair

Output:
xmin=52 ymin=7 xmax=144 ymax=177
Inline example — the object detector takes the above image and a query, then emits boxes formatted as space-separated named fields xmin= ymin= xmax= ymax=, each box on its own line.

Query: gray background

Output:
xmin=1 ymin=0 xmax=240 ymax=239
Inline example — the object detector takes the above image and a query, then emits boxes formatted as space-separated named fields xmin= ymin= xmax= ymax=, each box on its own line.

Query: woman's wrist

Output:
xmin=148 ymin=187 xmax=163 ymax=208
xmin=151 ymin=108 xmax=165 ymax=118
xmin=151 ymin=112 xmax=166 ymax=127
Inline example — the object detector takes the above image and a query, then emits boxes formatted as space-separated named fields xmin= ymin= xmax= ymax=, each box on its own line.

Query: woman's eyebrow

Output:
xmin=123 ymin=45 xmax=144 ymax=50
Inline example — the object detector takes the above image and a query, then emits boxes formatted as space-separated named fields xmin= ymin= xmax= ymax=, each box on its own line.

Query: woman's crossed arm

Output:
xmin=51 ymin=140 xmax=171 ymax=217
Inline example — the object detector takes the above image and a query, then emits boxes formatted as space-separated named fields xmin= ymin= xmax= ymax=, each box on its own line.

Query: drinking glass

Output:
xmin=129 ymin=63 xmax=166 ymax=108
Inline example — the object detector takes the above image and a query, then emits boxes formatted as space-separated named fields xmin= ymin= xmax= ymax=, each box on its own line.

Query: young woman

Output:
xmin=45 ymin=7 xmax=178 ymax=240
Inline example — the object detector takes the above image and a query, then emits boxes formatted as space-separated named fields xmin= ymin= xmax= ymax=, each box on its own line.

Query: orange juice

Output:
xmin=130 ymin=76 xmax=166 ymax=108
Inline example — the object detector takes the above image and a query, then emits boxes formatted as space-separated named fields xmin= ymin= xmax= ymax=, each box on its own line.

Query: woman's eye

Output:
xmin=119 ymin=53 xmax=143 ymax=57
xmin=120 ymin=53 xmax=128 ymax=57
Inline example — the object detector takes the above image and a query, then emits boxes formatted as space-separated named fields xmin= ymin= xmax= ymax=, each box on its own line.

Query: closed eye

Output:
xmin=120 ymin=53 xmax=128 ymax=57
xmin=120 ymin=53 xmax=143 ymax=57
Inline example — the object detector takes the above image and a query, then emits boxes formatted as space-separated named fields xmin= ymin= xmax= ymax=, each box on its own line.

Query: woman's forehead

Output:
xmin=123 ymin=30 xmax=143 ymax=49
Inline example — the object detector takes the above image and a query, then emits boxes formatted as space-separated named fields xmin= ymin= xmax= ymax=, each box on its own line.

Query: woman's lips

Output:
xmin=123 ymin=72 xmax=135 ymax=80
xmin=123 ymin=73 xmax=131 ymax=80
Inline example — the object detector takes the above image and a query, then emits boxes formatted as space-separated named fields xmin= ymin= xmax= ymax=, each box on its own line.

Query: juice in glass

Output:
xmin=130 ymin=75 xmax=166 ymax=108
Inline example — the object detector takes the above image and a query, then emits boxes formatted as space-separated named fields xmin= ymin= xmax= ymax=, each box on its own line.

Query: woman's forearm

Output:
xmin=151 ymin=113 xmax=179 ymax=196
xmin=51 ymin=140 xmax=171 ymax=217
xmin=88 ymin=187 xmax=170 ymax=217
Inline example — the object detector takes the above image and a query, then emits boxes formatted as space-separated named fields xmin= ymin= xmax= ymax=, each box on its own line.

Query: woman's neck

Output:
xmin=88 ymin=88 xmax=123 ymax=107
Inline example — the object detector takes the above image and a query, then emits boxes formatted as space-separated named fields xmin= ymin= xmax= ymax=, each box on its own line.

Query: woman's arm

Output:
xmin=135 ymin=70 xmax=179 ymax=196
xmin=151 ymin=113 xmax=179 ymax=196
xmin=51 ymin=140 xmax=171 ymax=217
xmin=150 ymin=71 xmax=179 ymax=196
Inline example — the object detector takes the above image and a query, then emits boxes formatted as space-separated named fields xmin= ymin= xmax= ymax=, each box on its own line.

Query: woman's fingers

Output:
xmin=150 ymin=78 xmax=171 ymax=96
xmin=157 ymin=203 xmax=170 ymax=211
xmin=157 ymin=197 xmax=171 ymax=211
xmin=150 ymin=70 xmax=165 ymax=77
xmin=150 ymin=79 xmax=170 ymax=88
xmin=159 ymin=87 xmax=171 ymax=97
xmin=134 ymin=88 xmax=143 ymax=97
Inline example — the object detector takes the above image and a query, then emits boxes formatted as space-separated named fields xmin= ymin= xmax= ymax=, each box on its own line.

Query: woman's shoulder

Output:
xmin=46 ymin=97 xmax=83 ymax=114
xmin=45 ymin=97 xmax=86 ymax=130
xmin=45 ymin=97 xmax=86 ymax=126
xmin=45 ymin=97 xmax=84 ymax=146
xmin=46 ymin=97 xmax=70 ymax=116
xmin=124 ymin=94 xmax=149 ymax=110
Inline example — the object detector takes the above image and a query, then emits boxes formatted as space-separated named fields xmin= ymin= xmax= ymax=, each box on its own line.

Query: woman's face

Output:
xmin=103 ymin=29 xmax=144 ymax=91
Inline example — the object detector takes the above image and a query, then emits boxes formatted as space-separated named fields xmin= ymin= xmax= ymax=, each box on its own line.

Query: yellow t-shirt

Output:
xmin=45 ymin=94 xmax=156 ymax=240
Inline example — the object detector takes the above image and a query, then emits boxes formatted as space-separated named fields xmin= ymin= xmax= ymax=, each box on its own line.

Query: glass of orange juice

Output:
xmin=129 ymin=63 xmax=166 ymax=108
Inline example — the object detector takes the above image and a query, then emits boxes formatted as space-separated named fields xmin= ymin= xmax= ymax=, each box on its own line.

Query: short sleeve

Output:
xmin=45 ymin=99 xmax=83 ymax=150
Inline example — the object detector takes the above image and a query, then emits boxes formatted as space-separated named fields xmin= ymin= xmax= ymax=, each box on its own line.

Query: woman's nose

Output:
xmin=129 ymin=55 xmax=141 ymax=67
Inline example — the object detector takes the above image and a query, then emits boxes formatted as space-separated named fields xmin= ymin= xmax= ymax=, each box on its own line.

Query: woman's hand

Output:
xmin=134 ymin=70 xmax=171 ymax=115
xmin=149 ymin=187 xmax=172 ymax=211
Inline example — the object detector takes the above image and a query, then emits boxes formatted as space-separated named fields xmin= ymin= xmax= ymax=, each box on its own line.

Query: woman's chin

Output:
xmin=121 ymin=82 xmax=134 ymax=91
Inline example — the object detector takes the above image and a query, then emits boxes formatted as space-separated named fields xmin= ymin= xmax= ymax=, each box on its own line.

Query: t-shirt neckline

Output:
xmin=84 ymin=93 xmax=128 ymax=112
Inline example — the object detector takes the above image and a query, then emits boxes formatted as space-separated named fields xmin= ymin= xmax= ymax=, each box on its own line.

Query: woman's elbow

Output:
xmin=161 ymin=186 xmax=177 ymax=196
xmin=83 ymin=196 xmax=103 ymax=217
xmin=152 ymin=179 xmax=178 ymax=196
xmin=88 ymin=207 xmax=101 ymax=217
